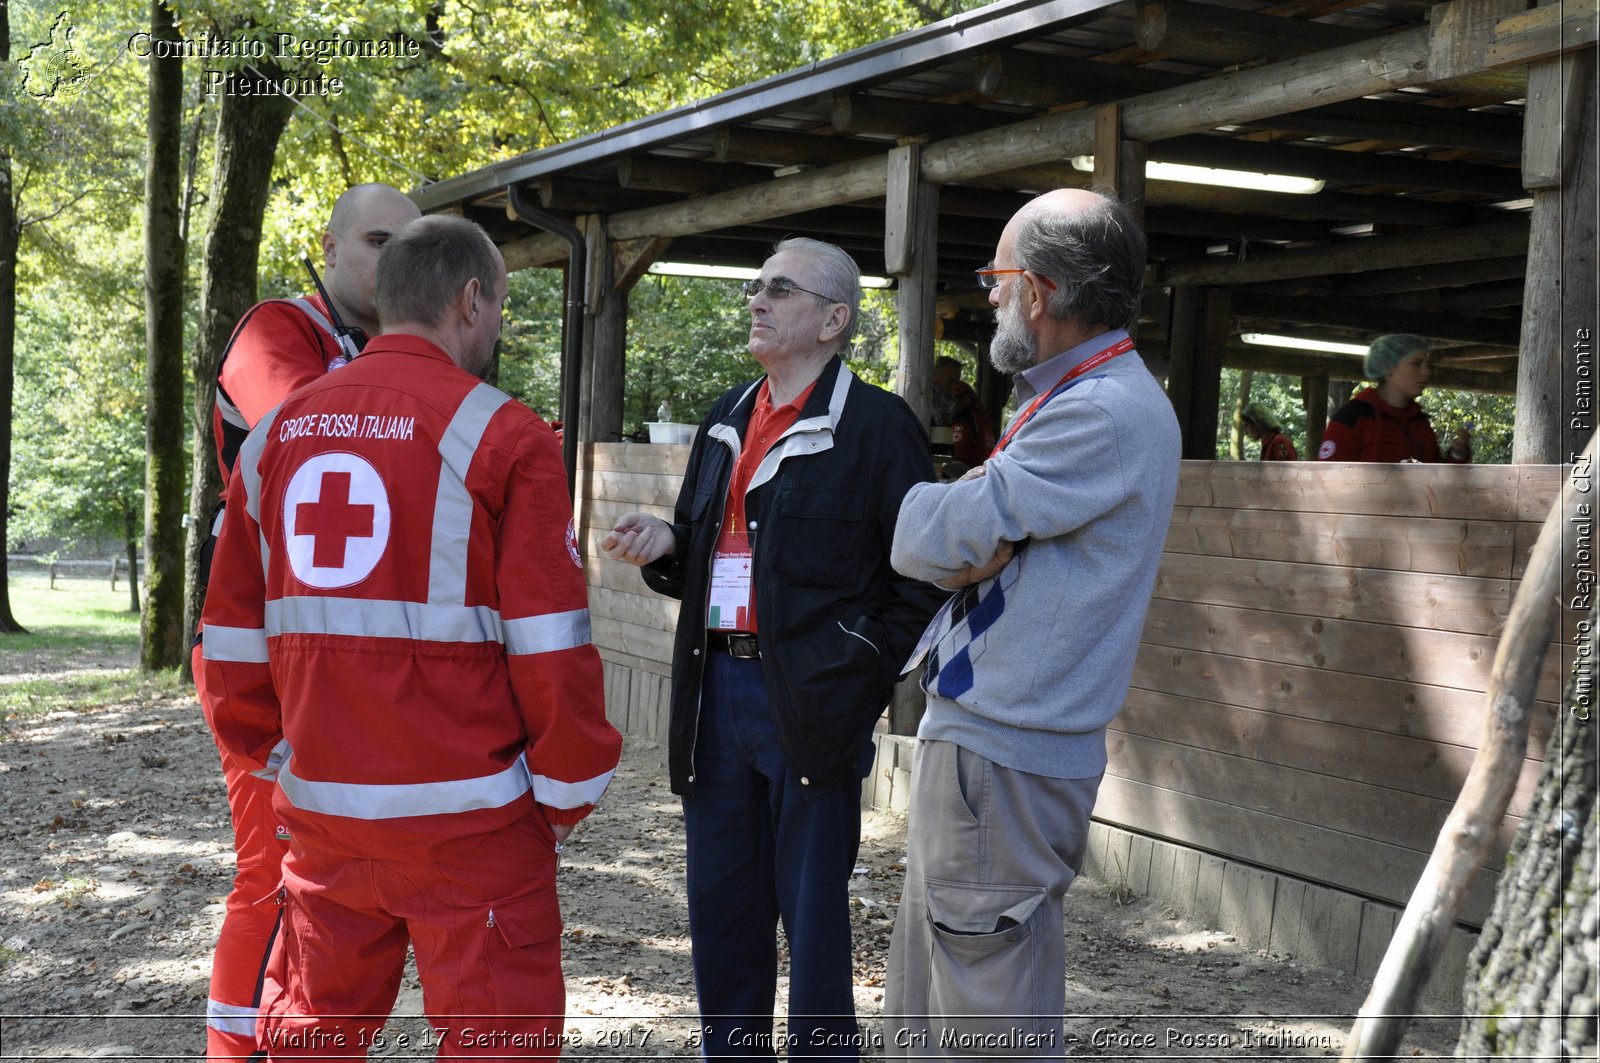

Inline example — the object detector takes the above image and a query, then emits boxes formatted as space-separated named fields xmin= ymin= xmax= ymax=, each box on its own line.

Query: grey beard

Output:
xmin=989 ymin=308 xmax=1037 ymax=375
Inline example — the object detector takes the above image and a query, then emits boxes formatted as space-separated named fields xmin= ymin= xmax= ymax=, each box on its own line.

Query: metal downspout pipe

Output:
xmin=506 ymin=184 xmax=585 ymax=488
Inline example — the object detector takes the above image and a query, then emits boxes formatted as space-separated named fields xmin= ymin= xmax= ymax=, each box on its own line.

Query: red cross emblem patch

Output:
xmin=283 ymin=452 xmax=391 ymax=588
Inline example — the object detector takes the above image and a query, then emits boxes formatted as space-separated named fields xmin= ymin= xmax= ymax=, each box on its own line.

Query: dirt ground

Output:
xmin=0 ymin=663 xmax=1463 ymax=1061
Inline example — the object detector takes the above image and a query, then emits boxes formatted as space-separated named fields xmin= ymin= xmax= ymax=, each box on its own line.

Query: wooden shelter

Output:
xmin=415 ymin=0 xmax=1593 ymax=985
xmin=415 ymin=0 xmax=1596 ymax=464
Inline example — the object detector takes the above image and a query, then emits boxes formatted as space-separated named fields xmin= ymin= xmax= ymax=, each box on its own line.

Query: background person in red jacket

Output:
xmin=197 ymin=182 xmax=420 ymax=1063
xmin=1240 ymin=401 xmax=1298 ymax=461
xmin=201 ymin=215 xmax=620 ymax=1058
xmin=1317 ymin=333 xmax=1472 ymax=463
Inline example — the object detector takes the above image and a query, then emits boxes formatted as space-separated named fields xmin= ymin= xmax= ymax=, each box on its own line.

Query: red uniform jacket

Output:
xmin=1260 ymin=432 xmax=1298 ymax=461
xmin=200 ymin=334 xmax=621 ymax=857
xmin=214 ymin=295 xmax=350 ymax=485
xmin=1317 ymin=388 xmax=1467 ymax=463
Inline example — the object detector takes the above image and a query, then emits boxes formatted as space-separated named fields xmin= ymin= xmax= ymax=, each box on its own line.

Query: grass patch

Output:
xmin=1 ymin=668 xmax=188 ymax=722
xmin=0 ymin=570 xmax=186 ymax=726
xmin=1 ymin=570 xmax=141 ymax=658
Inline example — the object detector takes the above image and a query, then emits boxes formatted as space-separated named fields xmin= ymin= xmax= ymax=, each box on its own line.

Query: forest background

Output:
xmin=3 ymin=0 xmax=1514 ymax=667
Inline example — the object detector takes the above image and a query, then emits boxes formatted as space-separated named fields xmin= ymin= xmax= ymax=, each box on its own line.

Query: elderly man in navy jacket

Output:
xmin=604 ymin=237 xmax=943 ymax=1060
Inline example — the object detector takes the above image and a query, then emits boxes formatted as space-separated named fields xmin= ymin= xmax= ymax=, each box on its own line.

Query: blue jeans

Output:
xmin=682 ymin=650 xmax=869 ymax=1060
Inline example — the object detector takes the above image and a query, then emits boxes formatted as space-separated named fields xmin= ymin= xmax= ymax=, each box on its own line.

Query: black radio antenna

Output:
xmin=303 ymin=255 xmax=364 ymax=361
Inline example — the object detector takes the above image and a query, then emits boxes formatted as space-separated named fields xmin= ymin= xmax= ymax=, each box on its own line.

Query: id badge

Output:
xmin=708 ymin=551 xmax=753 ymax=631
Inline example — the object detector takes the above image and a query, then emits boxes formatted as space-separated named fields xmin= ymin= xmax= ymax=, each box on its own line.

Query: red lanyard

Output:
xmin=991 ymin=336 xmax=1135 ymax=456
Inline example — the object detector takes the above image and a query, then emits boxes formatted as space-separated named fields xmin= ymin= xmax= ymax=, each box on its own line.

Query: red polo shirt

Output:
xmin=708 ymin=378 xmax=817 ymax=633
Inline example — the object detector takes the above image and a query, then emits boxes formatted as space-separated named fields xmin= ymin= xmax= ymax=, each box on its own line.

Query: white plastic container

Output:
xmin=646 ymin=422 xmax=696 ymax=444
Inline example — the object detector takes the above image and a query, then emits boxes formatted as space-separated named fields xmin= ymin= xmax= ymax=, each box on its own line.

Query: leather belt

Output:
xmin=707 ymin=630 xmax=761 ymax=659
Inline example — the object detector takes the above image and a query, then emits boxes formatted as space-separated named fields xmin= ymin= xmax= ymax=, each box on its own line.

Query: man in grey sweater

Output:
xmin=885 ymin=188 xmax=1181 ymax=1058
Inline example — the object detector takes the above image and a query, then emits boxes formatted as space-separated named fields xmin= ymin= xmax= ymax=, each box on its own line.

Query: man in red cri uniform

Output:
xmin=200 ymin=215 xmax=620 ymax=1058
xmin=197 ymin=182 xmax=420 ymax=1062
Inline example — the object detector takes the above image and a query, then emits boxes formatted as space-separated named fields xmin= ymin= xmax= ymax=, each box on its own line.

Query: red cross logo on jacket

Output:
xmin=283 ymin=453 xmax=391 ymax=589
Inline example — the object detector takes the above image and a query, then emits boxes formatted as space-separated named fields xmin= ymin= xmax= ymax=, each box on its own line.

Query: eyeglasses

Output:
xmin=974 ymin=267 xmax=1057 ymax=291
xmin=740 ymin=277 xmax=837 ymax=302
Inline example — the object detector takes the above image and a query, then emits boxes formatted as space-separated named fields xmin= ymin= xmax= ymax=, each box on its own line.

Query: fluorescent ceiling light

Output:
xmin=648 ymin=261 xmax=893 ymax=288
xmin=1070 ymin=156 xmax=1325 ymax=195
xmin=1241 ymin=332 xmax=1367 ymax=355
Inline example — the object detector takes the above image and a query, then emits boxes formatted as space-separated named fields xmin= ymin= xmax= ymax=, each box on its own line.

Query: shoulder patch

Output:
xmin=566 ymin=518 xmax=582 ymax=568
xmin=1318 ymin=440 xmax=1336 ymax=459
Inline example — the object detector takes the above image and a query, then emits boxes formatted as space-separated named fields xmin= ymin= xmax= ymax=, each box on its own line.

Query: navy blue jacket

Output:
xmin=643 ymin=356 xmax=945 ymax=796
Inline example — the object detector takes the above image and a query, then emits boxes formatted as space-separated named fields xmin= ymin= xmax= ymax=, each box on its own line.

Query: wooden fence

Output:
xmin=577 ymin=442 xmax=1564 ymax=929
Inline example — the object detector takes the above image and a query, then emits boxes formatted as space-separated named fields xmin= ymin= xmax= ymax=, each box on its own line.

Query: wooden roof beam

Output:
xmin=711 ymin=128 xmax=883 ymax=167
xmin=1158 ymin=217 xmax=1528 ymax=285
xmin=605 ymin=3 xmax=1580 ymax=244
xmin=1231 ymin=292 xmax=1521 ymax=346
xmin=1151 ymin=134 xmax=1523 ymax=196
xmin=829 ymin=93 xmax=1018 ymax=138
xmin=1136 ymin=0 xmax=1524 ymax=99
xmin=973 ymin=48 xmax=1188 ymax=106
xmin=617 ymin=156 xmax=775 ymax=195
xmin=1332 ymin=254 xmax=1527 ymax=295
xmin=1137 ymin=0 xmax=1369 ymax=60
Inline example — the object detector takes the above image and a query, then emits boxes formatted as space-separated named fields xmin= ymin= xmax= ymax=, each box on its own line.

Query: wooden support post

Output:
xmin=1093 ymin=104 xmax=1121 ymax=196
xmin=1190 ymin=288 xmax=1230 ymax=460
xmin=584 ymin=234 xmax=670 ymax=446
xmin=887 ymin=144 xmax=938 ymax=737
xmin=887 ymin=144 xmax=941 ymax=435
xmin=1166 ymin=284 xmax=1201 ymax=447
xmin=1302 ymin=372 xmax=1330 ymax=459
xmin=1514 ymin=45 xmax=1598 ymax=463
xmin=1093 ymin=103 xmax=1149 ymax=230
xmin=577 ymin=215 xmax=607 ymax=446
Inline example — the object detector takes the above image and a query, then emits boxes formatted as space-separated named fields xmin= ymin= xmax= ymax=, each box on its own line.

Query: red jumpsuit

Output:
xmin=201 ymin=334 xmax=620 ymax=1058
xmin=1316 ymin=388 xmax=1469 ymax=463
xmin=1260 ymin=431 xmax=1298 ymax=461
xmin=199 ymin=295 xmax=353 ymax=1061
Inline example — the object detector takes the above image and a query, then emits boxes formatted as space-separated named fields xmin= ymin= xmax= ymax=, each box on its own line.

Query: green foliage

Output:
xmin=1420 ymin=388 xmax=1515 ymax=465
xmin=9 ymin=251 xmax=147 ymax=555
xmin=1216 ymin=369 xmax=1307 ymax=461
xmin=491 ymin=274 xmax=910 ymax=438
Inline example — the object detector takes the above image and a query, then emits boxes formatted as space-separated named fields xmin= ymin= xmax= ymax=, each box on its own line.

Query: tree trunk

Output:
xmin=123 ymin=503 xmax=141 ymax=615
xmin=180 ymin=70 xmax=294 ymax=682
xmin=0 ymin=1 xmax=27 ymax=634
xmin=1230 ymin=369 xmax=1254 ymax=461
xmin=1455 ymin=627 xmax=1597 ymax=1058
xmin=141 ymin=0 xmax=186 ymax=670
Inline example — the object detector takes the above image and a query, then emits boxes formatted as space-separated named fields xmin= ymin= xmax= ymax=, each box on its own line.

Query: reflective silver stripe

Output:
xmin=430 ymin=383 xmax=511 ymax=605
xmin=504 ymin=609 xmax=592 ymax=656
xmin=250 ymin=738 xmax=291 ymax=782
xmin=239 ymin=403 xmax=285 ymax=526
xmin=283 ymin=297 xmax=337 ymax=339
xmin=207 ymin=998 xmax=258 ymax=1036
xmin=277 ymin=754 xmax=531 ymax=819
xmin=266 ymin=596 xmax=502 ymax=644
xmin=531 ymin=767 xmax=614 ymax=810
xmin=215 ymin=389 xmax=248 ymax=431
xmin=202 ymin=624 xmax=269 ymax=663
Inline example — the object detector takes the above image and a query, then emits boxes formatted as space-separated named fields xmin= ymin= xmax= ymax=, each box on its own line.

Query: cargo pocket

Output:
xmin=487 ymin=886 xmax=562 ymax=950
xmin=924 ymin=879 xmax=1048 ymax=1053
xmin=481 ymin=886 xmax=564 ymax=1016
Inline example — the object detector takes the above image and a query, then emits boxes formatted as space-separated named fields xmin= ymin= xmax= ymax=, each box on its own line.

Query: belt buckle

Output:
xmin=726 ymin=632 xmax=759 ymax=659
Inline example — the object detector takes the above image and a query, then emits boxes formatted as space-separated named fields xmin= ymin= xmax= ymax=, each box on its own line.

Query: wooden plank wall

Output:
xmin=579 ymin=443 xmax=1567 ymax=926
